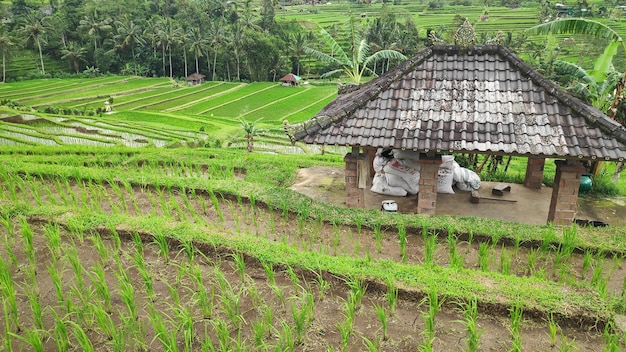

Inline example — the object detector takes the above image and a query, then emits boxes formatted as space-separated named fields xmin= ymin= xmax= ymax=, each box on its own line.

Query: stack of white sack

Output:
xmin=370 ymin=151 xmax=481 ymax=196
xmin=439 ymin=155 xmax=481 ymax=193
xmin=371 ymin=149 xmax=421 ymax=196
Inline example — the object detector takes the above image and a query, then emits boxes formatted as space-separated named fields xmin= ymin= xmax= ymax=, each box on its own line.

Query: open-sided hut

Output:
xmin=186 ymin=73 xmax=205 ymax=86
xmin=285 ymin=45 xmax=626 ymax=225
xmin=279 ymin=73 xmax=302 ymax=86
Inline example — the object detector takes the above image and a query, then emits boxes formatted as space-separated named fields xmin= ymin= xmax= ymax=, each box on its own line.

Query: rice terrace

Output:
xmin=1 ymin=77 xmax=626 ymax=351
xmin=3 ymin=3 xmax=626 ymax=352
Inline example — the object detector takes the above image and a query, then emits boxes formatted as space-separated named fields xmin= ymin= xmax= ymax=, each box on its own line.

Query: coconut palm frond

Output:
xmin=527 ymin=18 xmax=621 ymax=42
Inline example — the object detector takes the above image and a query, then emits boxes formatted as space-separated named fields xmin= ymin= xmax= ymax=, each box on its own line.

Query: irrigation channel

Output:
xmin=0 ymin=175 xmax=623 ymax=350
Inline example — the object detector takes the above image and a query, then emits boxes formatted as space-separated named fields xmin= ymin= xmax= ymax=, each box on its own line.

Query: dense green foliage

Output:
xmin=0 ymin=0 xmax=623 ymax=85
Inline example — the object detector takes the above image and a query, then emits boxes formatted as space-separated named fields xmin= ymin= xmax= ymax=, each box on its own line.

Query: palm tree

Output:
xmin=240 ymin=10 xmax=261 ymax=32
xmin=18 ymin=11 xmax=50 ymax=75
xmin=78 ymin=12 xmax=112 ymax=68
xmin=304 ymin=17 xmax=407 ymax=85
xmin=143 ymin=16 xmax=162 ymax=60
xmin=61 ymin=41 xmax=87 ymax=73
xmin=111 ymin=17 xmax=145 ymax=76
xmin=367 ymin=17 xmax=402 ymax=74
xmin=0 ymin=26 xmax=16 ymax=82
xmin=208 ymin=18 xmax=226 ymax=81
xmin=288 ymin=31 xmax=310 ymax=76
xmin=188 ymin=27 xmax=208 ymax=75
xmin=79 ymin=11 xmax=112 ymax=54
xmin=157 ymin=17 xmax=183 ymax=78
xmin=228 ymin=21 xmax=245 ymax=81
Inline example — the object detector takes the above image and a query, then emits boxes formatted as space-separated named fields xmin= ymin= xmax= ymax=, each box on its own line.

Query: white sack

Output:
xmin=392 ymin=149 xmax=420 ymax=161
xmin=440 ymin=155 xmax=460 ymax=171
xmin=437 ymin=168 xmax=455 ymax=194
xmin=398 ymin=158 xmax=421 ymax=171
xmin=453 ymin=167 xmax=481 ymax=191
xmin=386 ymin=173 xmax=419 ymax=195
xmin=371 ymin=173 xmax=407 ymax=197
xmin=373 ymin=155 xmax=389 ymax=173
xmin=384 ymin=159 xmax=420 ymax=188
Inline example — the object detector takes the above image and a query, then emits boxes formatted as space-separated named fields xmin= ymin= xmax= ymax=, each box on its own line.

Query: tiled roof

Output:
xmin=287 ymin=45 xmax=626 ymax=161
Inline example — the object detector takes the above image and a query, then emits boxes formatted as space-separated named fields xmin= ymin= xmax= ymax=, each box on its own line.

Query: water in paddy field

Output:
xmin=577 ymin=196 xmax=626 ymax=227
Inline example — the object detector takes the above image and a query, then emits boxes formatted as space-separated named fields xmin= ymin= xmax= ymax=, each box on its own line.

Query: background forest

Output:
xmin=1 ymin=0 xmax=624 ymax=84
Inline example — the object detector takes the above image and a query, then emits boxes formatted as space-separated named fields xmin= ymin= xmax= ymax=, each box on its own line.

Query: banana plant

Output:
xmin=527 ymin=18 xmax=624 ymax=117
xmin=527 ymin=18 xmax=626 ymax=178
xmin=304 ymin=17 xmax=407 ymax=85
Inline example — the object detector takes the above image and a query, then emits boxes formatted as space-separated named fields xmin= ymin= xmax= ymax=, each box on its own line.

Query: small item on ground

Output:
xmin=470 ymin=190 xmax=518 ymax=204
xmin=492 ymin=183 xmax=512 ymax=196
xmin=381 ymin=200 xmax=398 ymax=212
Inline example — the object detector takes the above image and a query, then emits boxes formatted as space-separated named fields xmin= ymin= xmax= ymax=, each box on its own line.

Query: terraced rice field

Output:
xmin=0 ymin=77 xmax=339 ymax=151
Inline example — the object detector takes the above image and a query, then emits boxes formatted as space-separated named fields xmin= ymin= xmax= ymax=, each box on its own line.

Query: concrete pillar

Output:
xmin=344 ymin=148 xmax=364 ymax=208
xmin=524 ymin=156 xmax=545 ymax=189
xmin=547 ymin=160 xmax=585 ymax=226
xmin=416 ymin=154 xmax=442 ymax=215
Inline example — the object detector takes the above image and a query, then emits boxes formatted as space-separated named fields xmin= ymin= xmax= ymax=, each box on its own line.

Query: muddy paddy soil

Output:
xmin=0 ymin=177 xmax=621 ymax=350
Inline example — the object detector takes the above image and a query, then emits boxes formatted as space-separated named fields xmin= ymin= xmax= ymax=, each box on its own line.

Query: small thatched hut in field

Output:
xmin=279 ymin=73 xmax=302 ymax=86
xmin=186 ymin=73 xmax=205 ymax=86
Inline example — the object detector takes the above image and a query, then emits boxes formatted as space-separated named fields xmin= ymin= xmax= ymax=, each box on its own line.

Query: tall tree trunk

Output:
xmin=296 ymin=57 xmax=300 ymax=76
xmin=94 ymin=38 xmax=99 ymax=68
xmin=212 ymin=49 xmax=218 ymax=81
xmin=183 ymin=48 xmax=188 ymax=78
xmin=226 ymin=59 xmax=230 ymax=81
xmin=195 ymin=55 xmax=199 ymax=74
xmin=169 ymin=45 xmax=173 ymax=78
xmin=162 ymin=46 xmax=166 ymax=76
xmin=2 ymin=52 xmax=5 ymax=82
xmin=37 ymin=39 xmax=45 ymax=75
xmin=132 ymin=47 xmax=137 ymax=75
xmin=236 ymin=56 xmax=240 ymax=81
xmin=206 ymin=48 xmax=211 ymax=77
